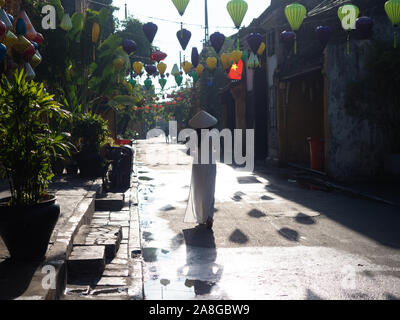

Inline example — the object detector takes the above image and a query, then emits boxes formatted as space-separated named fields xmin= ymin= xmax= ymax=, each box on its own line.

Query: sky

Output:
xmin=112 ymin=0 xmax=271 ymax=92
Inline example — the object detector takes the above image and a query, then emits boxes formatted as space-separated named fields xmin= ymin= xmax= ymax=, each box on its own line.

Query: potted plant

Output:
xmin=0 ymin=70 xmax=70 ymax=261
xmin=73 ymin=112 xmax=110 ymax=178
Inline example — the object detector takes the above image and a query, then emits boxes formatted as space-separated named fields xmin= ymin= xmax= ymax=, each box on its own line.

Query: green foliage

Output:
xmin=72 ymin=112 xmax=110 ymax=153
xmin=344 ymin=41 xmax=400 ymax=152
xmin=0 ymin=70 xmax=71 ymax=207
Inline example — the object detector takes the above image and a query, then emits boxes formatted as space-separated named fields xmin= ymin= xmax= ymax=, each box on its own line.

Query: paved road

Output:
xmin=136 ymin=137 xmax=400 ymax=300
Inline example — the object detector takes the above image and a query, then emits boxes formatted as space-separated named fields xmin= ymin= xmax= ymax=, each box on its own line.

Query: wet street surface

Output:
xmin=136 ymin=138 xmax=400 ymax=300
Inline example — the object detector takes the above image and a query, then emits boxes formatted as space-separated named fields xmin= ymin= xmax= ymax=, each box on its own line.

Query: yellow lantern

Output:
xmin=231 ymin=50 xmax=242 ymax=63
xmin=2 ymin=31 xmax=18 ymax=49
xmin=220 ymin=53 xmax=232 ymax=70
xmin=206 ymin=57 xmax=217 ymax=71
xmin=113 ymin=57 xmax=125 ymax=83
xmin=157 ymin=62 xmax=167 ymax=75
xmin=195 ymin=64 xmax=204 ymax=77
xmin=13 ymin=35 xmax=31 ymax=53
xmin=181 ymin=61 xmax=192 ymax=74
xmin=133 ymin=61 xmax=143 ymax=75
xmin=30 ymin=53 xmax=42 ymax=68
xmin=92 ymin=22 xmax=100 ymax=60
xmin=257 ymin=42 xmax=266 ymax=56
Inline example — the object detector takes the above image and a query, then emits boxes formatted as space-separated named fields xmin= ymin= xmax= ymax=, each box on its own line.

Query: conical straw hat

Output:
xmin=189 ymin=110 xmax=218 ymax=129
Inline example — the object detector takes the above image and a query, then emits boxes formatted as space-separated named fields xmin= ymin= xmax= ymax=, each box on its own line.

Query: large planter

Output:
xmin=0 ymin=195 xmax=60 ymax=261
xmin=76 ymin=150 xmax=104 ymax=178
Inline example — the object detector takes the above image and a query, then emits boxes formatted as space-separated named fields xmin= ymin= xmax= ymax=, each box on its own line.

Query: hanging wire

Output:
xmin=308 ymin=0 xmax=352 ymax=17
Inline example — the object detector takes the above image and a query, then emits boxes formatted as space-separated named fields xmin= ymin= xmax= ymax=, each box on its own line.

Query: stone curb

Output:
xmin=15 ymin=180 xmax=102 ymax=300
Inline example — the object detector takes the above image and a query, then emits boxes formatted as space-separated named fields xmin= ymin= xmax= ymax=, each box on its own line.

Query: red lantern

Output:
xmin=172 ymin=101 xmax=177 ymax=105
xmin=152 ymin=104 xmax=157 ymax=108
xmin=158 ymin=105 xmax=162 ymax=108
xmin=145 ymin=106 xmax=149 ymax=110
xmin=34 ymin=32 xmax=44 ymax=45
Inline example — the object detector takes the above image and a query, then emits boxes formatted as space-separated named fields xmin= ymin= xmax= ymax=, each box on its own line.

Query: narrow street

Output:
xmin=136 ymin=137 xmax=400 ymax=300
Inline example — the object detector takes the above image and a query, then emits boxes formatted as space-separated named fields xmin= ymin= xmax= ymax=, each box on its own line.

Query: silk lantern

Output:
xmin=60 ymin=13 xmax=72 ymax=31
xmin=0 ymin=9 xmax=12 ymax=30
xmin=150 ymin=50 xmax=167 ymax=63
xmin=122 ymin=39 xmax=137 ymax=55
xmin=182 ymin=61 xmax=192 ymax=74
xmin=227 ymin=0 xmax=248 ymax=29
xmin=385 ymin=0 xmax=400 ymax=47
xmin=338 ymin=4 xmax=360 ymax=55
xmin=231 ymin=50 xmax=242 ymax=63
xmin=171 ymin=0 xmax=190 ymax=16
xmin=159 ymin=78 xmax=167 ymax=90
xmin=206 ymin=57 xmax=217 ymax=71
xmin=195 ymin=64 xmax=204 ymax=77
xmin=175 ymin=74 xmax=183 ymax=86
xmin=247 ymin=33 xmax=262 ymax=54
xmin=91 ymin=22 xmax=100 ymax=60
xmin=157 ymin=62 xmax=167 ymax=76
xmin=145 ymin=64 xmax=157 ymax=76
xmin=0 ymin=20 xmax=5 ymax=41
xmin=176 ymin=28 xmax=191 ymax=50
xmin=191 ymin=47 xmax=199 ymax=67
xmin=144 ymin=78 xmax=153 ymax=90
xmin=257 ymin=42 xmax=266 ymax=56
xmin=171 ymin=64 xmax=180 ymax=77
xmin=129 ymin=78 xmax=136 ymax=88
xmin=143 ymin=22 xmax=158 ymax=44
xmin=0 ymin=43 xmax=6 ymax=62
xmin=133 ymin=61 xmax=143 ymax=75
xmin=113 ymin=57 xmax=125 ymax=83
xmin=280 ymin=30 xmax=296 ymax=51
xmin=220 ymin=53 xmax=232 ymax=71
xmin=210 ymin=32 xmax=225 ymax=54
xmin=285 ymin=3 xmax=307 ymax=54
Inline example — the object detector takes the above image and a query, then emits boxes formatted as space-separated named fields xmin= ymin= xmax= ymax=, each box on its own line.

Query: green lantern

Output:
xmin=159 ymin=78 xmax=167 ymax=90
xmin=385 ymin=0 xmax=400 ymax=47
xmin=172 ymin=0 xmax=190 ymax=16
xmin=191 ymin=70 xmax=198 ymax=84
xmin=227 ymin=0 xmax=248 ymax=29
xmin=241 ymin=50 xmax=248 ymax=63
xmin=144 ymin=78 xmax=152 ymax=90
xmin=284 ymin=3 xmax=307 ymax=54
xmin=338 ymin=4 xmax=360 ymax=55
xmin=129 ymin=79 xmax=136 ymax=88
xmin=175 ymin=74 xmax=183 ymax=86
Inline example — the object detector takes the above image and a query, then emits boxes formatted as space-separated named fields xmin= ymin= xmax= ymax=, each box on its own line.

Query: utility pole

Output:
xmin=125 ymin=2 xmax=127 ymax=20
xmin=204 ymin=0 xmax=209 ymax=45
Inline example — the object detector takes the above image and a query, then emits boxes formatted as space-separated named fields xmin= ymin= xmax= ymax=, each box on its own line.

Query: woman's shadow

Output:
xmin=179 ymin=226 xmax=223 ymax=296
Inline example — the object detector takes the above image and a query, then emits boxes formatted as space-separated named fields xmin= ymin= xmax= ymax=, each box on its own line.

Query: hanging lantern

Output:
xmin=34 ymin=33 xmax=44 ymax=46
xmin=133 ymin=61 xmax=143 ymax=75
xmin=24 ymin=62 xmax=35 ymax=80
xmin=315 ymin=26 xmax=332 ymax=49
xmin=14 ymin=35 xmax=31 ymax=53
xmin=15 ymin=18 xmax=26 ymax=36
xmin=157 ymin=62 xmax=167 ymax=76
xmin=191 ymin=70 xmax=199 ymax=83
xmin=91 ymin=22 xmax=100 ymax=60
xmin=176 ymin=28 xmax=191 ymax=50
xmin=210 ymin=32 xmax=225 ymax=54
xmin=191 ymin=47 xmax=199 ymax=67
xmin=159 ymin=78 xmax=167 ymax=90
xmin=175 ymin=74 xmax=183 ymax=86
xmin=385 ymin=0 xmax=400 ymax=48
xmin=257 ymin=42 xmax=266 ymax=56
xmin=0 ymin=20 xmax=5 ymax=41
xmin=150 ymin=50 xmax=167 ymax=63
xmin=338 ymin=4 xmax=360 ymax=55
xmin=247 ymin=33 xmax=263 ymax=54
xmin=206 ymin=57 xmax=217 ymax=71
xmin=30 ymin=53 xmax=42 ymax=68
xmin=143 ymin=22 xmax=158 ymax=44
xmin=15 ymin=11 xmax=37 ymax=41
xmin=0 ymin=43 xmax=6 ymax=62
xmin=241 ymin=50 xmax=248 ymax=62
xmin=280 ymin=30 xmax=296 ymax=51
xmin=113 ymin=57 xmax=125 ymax=83
xmin=144 ymin=78 xmax=153 ymax=90
xmin=228 ymin=59 xmax=243 ymax=80
xmin=182 ymin=61 xmax=192 ymax=74
xmin=231 ymin=50 xmax=242 ymax=63
xmin=7 ymin=14 xmax=13 ymax=25
xmin=0 ymin=9 xmax=12 ymax=30
xmin=129 ymin=78 xmax=136 ymax=88
xmin=23 ymin=44 xmax=35 ymax=62
xmin=171 ymin=0 xmax=190 ymax=16
xmin=220 ymin=53 xmax=232 ymax=71
xmin=356 ymin=17 xmax=373 ymax=40
xmin=60 ymin=13 xmax=72 ymax=31
xmin=195 ymin=64 xmax=204 ymax=77
xmin=171 ymin=64 xmax=180 ymax=77
xmin=247 ymin=52 xmax=260 ymax=69
xmin=227 ymin=0 xmax=248 ymax=29
xmin=284 ymin=3 xmax=307 ymax=54
xmin=122 ymin=39 xmax=137 ymax=55
xmin=145 ymin=64 xmax=157 ymax=76
xmin=3 ymin=30 xmax=17 ymax=49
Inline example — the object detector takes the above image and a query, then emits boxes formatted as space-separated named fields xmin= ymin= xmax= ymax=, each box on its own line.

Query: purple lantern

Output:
xmin=210 ymin=32 xmax=225 ymax=54
xmin=315 ymin=26 xmax=332 ymax=49
xmin=145 ymin=64 xmax=157 ymax=76
xmin=191 ymin=47 xmax=199 ymax=68
xmin=356 ymin=17 xmax=373 ymax=40
xmin=280 ymin=30 xmax=296 ymax=50
xmin=143 ymin=22 xmax=158 ymax=44
xmin=122 ymin=39 xmax=137 ymax=54
xmin=247 ymin=33 xmax=263 ymax=54
xmin=176 ymin=29 xmax=191 ymax=50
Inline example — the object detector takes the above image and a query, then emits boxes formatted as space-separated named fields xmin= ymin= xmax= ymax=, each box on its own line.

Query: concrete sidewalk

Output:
xmin=0 ymin=176 xmax=102 ymax=300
